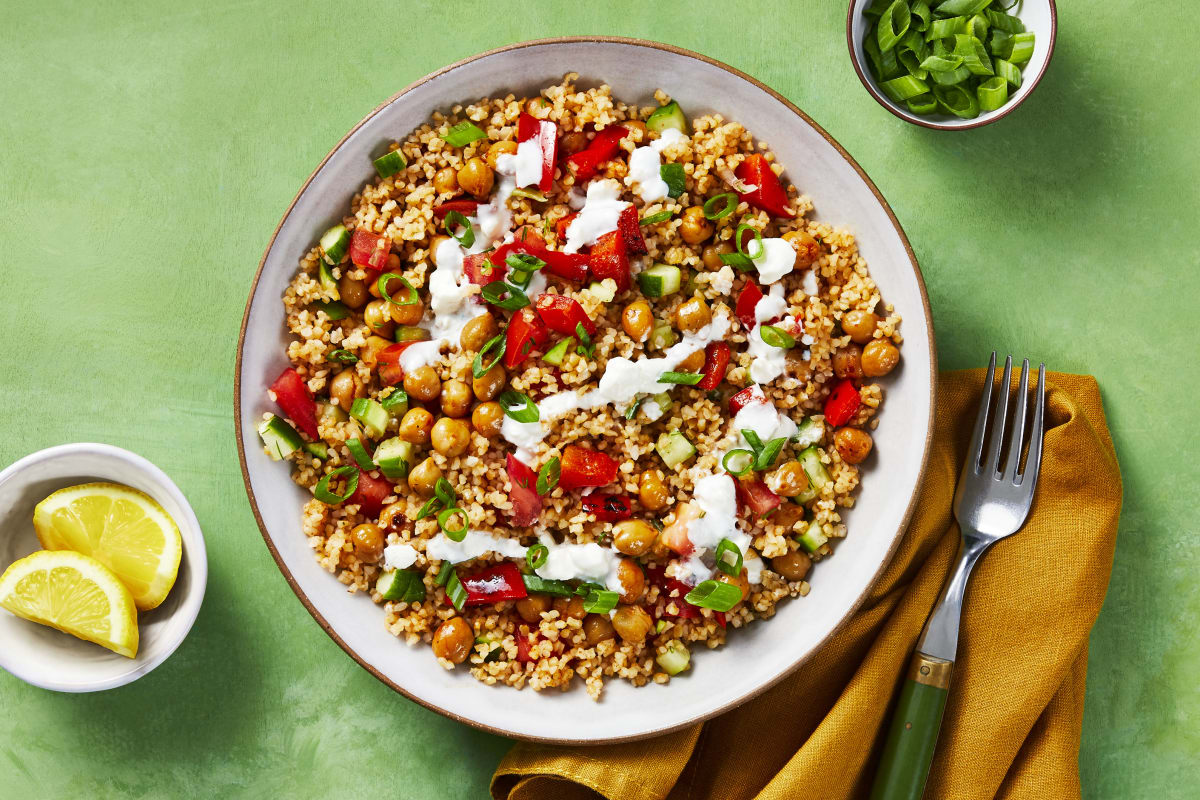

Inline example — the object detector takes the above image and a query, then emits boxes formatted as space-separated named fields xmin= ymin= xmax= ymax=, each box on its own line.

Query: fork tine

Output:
xmin=983 ymin=355 xmax=1013 ymax=475
xmin=1003 ymin=359 xmax=1031 ymax=482
xmin=1018 ymin=364 xmax=1047 ymax=485
xmin=967 ymin=352 xmax=997 ymax=474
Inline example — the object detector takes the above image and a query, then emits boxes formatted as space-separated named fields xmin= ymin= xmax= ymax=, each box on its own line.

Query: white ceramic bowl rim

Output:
xmin=236 ymin=36 xmax=937 ymax=743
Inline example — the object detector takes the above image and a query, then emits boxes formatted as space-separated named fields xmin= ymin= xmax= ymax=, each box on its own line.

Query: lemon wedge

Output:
xmin=0 ymin=550 xmax=139 ymax=658
xmin=33 ymin=482 xmax=182 ymax=610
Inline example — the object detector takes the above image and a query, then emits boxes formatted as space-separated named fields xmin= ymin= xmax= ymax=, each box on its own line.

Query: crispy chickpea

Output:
xmin=398 ymin=407 xmax=434 ymax=445
xmin=516 ymin=594 xmax=551 ymax=624
xmin=677 ymin=348 xmax=705 ymax=373
xmin=611 ymin=605 xmax=653 ymax=644
xmin=842 ymin=310 xmax=879 ymax=344
xmin=404 ymin=365 xmax=442 ymax=403
xmin=861 ymin=339 xmax=900 ymax=377
xmin=386 ymin=288 xmax=424 ymax=326
xmin=457 ymin=157 xmax=494 ymax=199
xmin=679 ymin=206 xmax=713 ymax=245
xmin=359 ymin=335 xmax=393 ymax=369
xmin=637 ymin=470 xmax=670 ymax=512
xmin=378 ymin=501 xmax=410 ymax=533
xmin=367 ymin=258 xmax=399 ymax=298
xmin=351 ymin=523 xmax=384 ymax=561
xmin=408 ymin=457 xmax=442 ymax=497
xmin=553 ymin=595 xmax=587 ymax=620
xmin=771 ymin=549 xmax=812 ymax=582
xmin=440 ymin=380 xmax=472 ymax=418
xmin=584 ymin=615 xmax=616 ymax=645
xmin=613 ymin=519 xmax=657 ymax=556
xmin=485 ymin=140 xmax=518 ymax=169
xmin=433 ymin=166 xmax=458 ymax=195
xmin=782 ymin=229 xmax=822 ymax=269
xmin=431 ymin=417 xmax=471 ymax=458
xmin=329 ymin=370 xmax=364 ymax=412
xmin=674 ymin=294 xmax=711 ymax=334
xmin=560 ymin=131 xmax=589 ymax=156
xmin=717 ymin=569 xmax=751 ymax=607
xmin=338 ymin=274 xmax=368 ymax=310
xmin=701 ymin=242 xmax=732 ymax=271
xmin=834 ymin=428 xmax=874 ymax=464
xmin=832 ymin=343 xmax=864 ymax=380
xmin=431 ymin=617 xmax=473 ymax=664
xmin=363 ymin=299 xmax=395 ymax=338
xmin=460 ymin=313 xmax=500 ymax=352
xmin=773 ymin=500 xmax=806 ymax=531
xmin=471 ymin=401 xmax=504 ymax=438
xmin=616 ymin=559 xmax=645 ymax=605
xmin=472 ymin=362 xmax=506 ymax=401
xmin=622 ymin=300 xmax=653 ymax=342
xmin=767 ymin=461 xmax=809 ymax=498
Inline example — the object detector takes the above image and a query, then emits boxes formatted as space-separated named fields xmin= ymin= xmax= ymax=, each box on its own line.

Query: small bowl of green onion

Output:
xmin=847 ymin=0 xmax=1056 ymax=130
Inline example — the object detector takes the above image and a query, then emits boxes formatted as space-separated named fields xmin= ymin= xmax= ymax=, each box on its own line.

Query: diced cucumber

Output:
xmin=350 ymin=397 xmax=388 ymax=439
xmin=646 ymin=100 xmax=689 ymax=134
xmin=345 ymin=438 xmax=375 ymax=470
xmin=649 ymin=320 xmax=678 ymax=351
xmin=380 ymin=389 xmax=408 ymax=418
xmin=542 ymin=337 xmax=574 ymax=366
xmin=318 ymin=260 xmax=339 ymax=299
xmin=521 ymin=574 xmax=575 ymax=597
xmin=797 ymin=519 xmax=830 ymax=555
xmin=793 ymin=417 xmax=825 ymax=448
xmin=257 ymin=415 xmax=303 ymax=461
xmin=641 ymin=392 xmax=672 ymax=422
xmin=394 ymin=326 xmax=430 ymax=343
xmin=377 ymin=569 xmax=425 ymax=602
xmin=587 ymin=280 xmax=615 ymax=302
xmin=374 ymin=437 xmax=415 ymax=481
xmin=316 ymin=300 xmax=351 ymax=320
xmin=318 ymin=401 xmax=348 ymax=426
xmin=373 ymin=149 xmax=407 ymax=179
xmin=656 ymin=430 xmax=696 ymax=469
xmin=654 ymin=619 xmax=670 ymax=634
xmin=637 ymin=264 xmax=682 ymax=298
xmin=303 ymin=441 xmax=329 ymax=460
xmin=655 ymin=639 xmax=691 ymax=675
xmin=792 ymin=478 xmax=818 ymax=505
xmin=319 ymin=224 xmax=351 ymax=264
xmin=798 ymin=446 xmax=831 ymax=490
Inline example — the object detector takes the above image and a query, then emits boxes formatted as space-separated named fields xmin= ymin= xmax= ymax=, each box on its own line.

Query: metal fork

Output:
xmin=869 ymin=354 xmax=1047 ymax=800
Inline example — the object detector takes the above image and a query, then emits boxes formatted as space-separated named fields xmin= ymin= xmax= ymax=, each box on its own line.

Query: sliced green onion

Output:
xmin=373 ymin=149 xmax=407 ymax=179
xmin=929 ymin=63 xmax=973 ymax=86
xmin=933 ymin=83 xmax=980 ymax=118
xmin=876 ymin=0 xmax=911 ymax=52
xmin=521 ymin=574 xmax=574 ymax=597
xmin=326 ymin=348 xmax=357 ymax=364
xmin=582 ymin=589 xmax=620 ymax=615
xmin=910 ymin=0 xmax=931 ymax=31
xmin=714 ymin=538 xmax=744 ymax=577
xmin=442 ymin=121 xmax=487 ymax=147
xmin=473 ymin=332 xmax=506 ymax=378
xmin=480 ymin=281 xmax=530 ymax=311
xmin=511 ymin=187 xmax=547 ymax=202
xmin=906 ymin=93 xmax=939 ymax=114
xmin=416 ymin=496 xmax=441 ymax=520
xmin=435 ymin=561 xmax=454 ymax=587
xmin=966 ymin=13 xmax=989 ymax=42
xmin=444 ymin=567 xmax=468 ymax=610
xmin=658 ymin=371 xmax=704 ymax=385
xmin=863 ymin=33 xmax=890 ymax=81
xmin=953 ymin=34 xmax=993 ymax=76
xmin=575 ymin=323 xmax=595 ymax=359
xmin=624 ymin=396 xmax=645 ymax=420
xmin=345 ymin=438 xmax=374 ymax=470
xmin=573 ymin=581 xmax=606 ymax=597
xmin=702 ymin=192 xmax=737 ymax=220
xmin=1007 ymin=31 xmax=1035 ymax=65
xmin=660 ymin=163 xmax=686 ymax=198
xmin=434 ymin=477 xmax=457 ymax=508
xmin=526 ymin=543 xmax=549 ymax=571
xmin=437 ymin=507 xmax=469 ymax=541
xmin=985 ymin=9 xmax=1025 ymax=34
xmin=639 ymin=210 xmax=674 ymax=226
xmin=735 ymin=223 xmax=764 ymax=261
xmin=934 ymin=0 xmax=990 ymax=15
xmin=315 ymin=300 xmax=351 ymax=320
xmin=313 ymin=465 xmax=358 ymax=505
xmin=498 ymin=391 xmax=539 ymax=423
xmin=722 ymin=449 xmax=755 ymax=477
xmin=925 ymin=16 xmax=964 ymax=41
xmin=755 ymin=437 xmax=787 ymax=470
xmin=882 ymin=74 xmax=930 ymax=102
xmin=443 ymin=210 xmax=475 ymax=249
xmin=977 ymin=76 xmax=1008 ymax=112
xmin=994 ymin=58 xmax=1022 ymax=88
xmin=863 ymin=0 xmax=892 ymax=17
xmin=897 ymin=31 xmax=929 ymax=79
xmin=759 ymin=325 xmax=796 ymax=349
xmin=378 ymin=272 xmax=418 ymax=306
xmin=537 ymin=456 xmax=560 ymax=495
xmin=919 ymin=53 xmax=964 ymax=72
xmin=683 ymin=579 xmax=743 ymax=612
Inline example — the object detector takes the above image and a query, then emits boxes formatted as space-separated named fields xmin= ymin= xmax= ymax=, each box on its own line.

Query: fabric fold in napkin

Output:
xmin=492 ymin=370 xmax=1122 ymax=800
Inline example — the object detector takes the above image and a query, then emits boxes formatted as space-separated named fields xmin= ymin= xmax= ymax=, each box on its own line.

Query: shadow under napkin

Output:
xmin=491 ymin=370 xmax=1121 ymax=800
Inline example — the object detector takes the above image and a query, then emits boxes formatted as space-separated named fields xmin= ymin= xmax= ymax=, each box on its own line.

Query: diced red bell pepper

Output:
xmin=534 ymin=293 xmax=596 ymax=337
xmin=697 ymin=342 xmax=731 ymax=391
xmin=735 ymin=154 xmax=794 ymax=219
xmin=736 ymin=477 xmax=782 ymax=516
xmin=462 ymin=562 xmax=529 ymax=607
xmin=517 ymin=113 xmax=559 ymax=193
xmin=506 ymin=454 xmax=542 ymax=526
xmin=617 ymin=205 xmax=648 ymax=256
xmin=662 ymin=578 xmax=701 ymax=619
xmin=503 ymin=308 xmax=549 ymax=369
xmin=541 ymin=250 xmax=590 ymax=282
xmin=432 ymin=198 xmax=479 ymax=219
xmin=728 ymin=384 xmax=767 ymax=415
xmin=349 ymin=468 xmax=392 ymax=518
xmin=463 ymin=252 xmax=506 ymax=285
xmin=478 ymin=225 xmax=551 ymax=285
xmin=349 ymin=228 xmax=390 ymax=271
xmin=824 ymin=378 xmax=862 ymax=427
xmin=566 ymin=125 xmax=628 ymax=181
xmin=581 ymin=494 xmax=633 ymax=522
xmin=270 ymin=367 xmax=320 ymax=441
xmin=555 ymin=212 xmax=578 ymax=242
xmin=735 ymin=281 xmax=765 ymax=330
xmin=715 ymin=611 xmax=727 ymax=628
xmin=588 ymin=230 xmax=630 ymax=293
xmin=558 ymin=445 xmax=618 ymax=491
xmin=515 ymin=632 xmax=537 ymax=663
xmin=376 ymin=342 xmax=418 ymax=387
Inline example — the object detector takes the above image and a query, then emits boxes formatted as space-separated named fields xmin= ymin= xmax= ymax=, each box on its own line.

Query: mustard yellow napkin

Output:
xmin=492 ymin=370 xmax=1122 ymax=800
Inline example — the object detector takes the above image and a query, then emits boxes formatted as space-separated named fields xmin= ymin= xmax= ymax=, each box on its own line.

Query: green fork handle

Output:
xmin=868 ymin=652 xmax=954 ymax=800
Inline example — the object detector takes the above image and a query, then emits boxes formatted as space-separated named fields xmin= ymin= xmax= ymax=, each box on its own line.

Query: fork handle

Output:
xmin=868 ymin=653 xmax=954 ymax=800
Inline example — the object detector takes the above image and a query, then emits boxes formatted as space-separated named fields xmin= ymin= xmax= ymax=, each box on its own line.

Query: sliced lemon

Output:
xmin=33 ymin=482 xmax=182 ymax=610
xmin=0 ymin=550 xmax=139 ymax=658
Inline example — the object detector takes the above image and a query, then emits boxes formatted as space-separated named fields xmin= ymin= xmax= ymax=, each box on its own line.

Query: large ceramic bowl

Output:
xmin=235 ymin=37 xmax=935 ymax=744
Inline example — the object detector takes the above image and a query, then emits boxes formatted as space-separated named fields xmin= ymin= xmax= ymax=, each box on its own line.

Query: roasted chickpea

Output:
xmin=716 ymin=569 xmax=751 ymax=607
xmin=842 ymin=310 xmax=879 ymax=344
xmin=471 ymin=401 xmax=504 ymax=438
xmin=560 ymin=131 xmax=589 ymax=156
xmin=516 ymin=594 xmax=551 ymax=624
xmin=611 ymin=605 xmax=653 ymax=643
xmin=772 ymin=500 xmax=807 ymax=531
xmin=674 ymin=294 xmax=711 ymax=334
xmin=368 ymin=258 xmax=400 ymax=298
xmin=677 ymin=348 xmax=705 ymax=373
xmin=460 ymin=313 xmax=500 ymax=352
xmin=398 ymin=407 xmax=434 ymax=445
xmin=786 ymin=349 xmax=812 ymax=383
xmin=472 ymin=362 xmax=506 ymax=401
xmin=429 ymin=234 xmax=450 ymax=255
xmin=583 ymin=614 xmax=616 ymax=645
xmin=329 ymin=369 xmax=364 ymax=412
xmin=553 ymin=595 xmax=587 ymax=620
xmin=782 ymin=229 xmax=822 ymax=269
xmin=771 ymin=549 xmax=812 ymax=582
xmin=832 ymin=343 xmax=864 ymax=380
xmin=408 ymin=457 xmax=442 ymax=497
xmin=378 ymin=501 xmax=410 ymax=533
xmin=679 ymin=206 xmax=713 ymax=245
xmin=431 ymin=617 xmax=473 ymax=664
xmin=457 ymin=157 xmax=494 ymax=198
xmin=622 ymin=300 xmax=653 ymax=342
xmin=439 ymin=379 xmax=472 ymax=418
xmin=404 ymin=365 xmax=442 ymax=403
xmin=358 ymin=335 xmax=392 ymax=369
xmin=835 ymin=427 xmax=874 ymax=464
xmin=363 ymin=299 xmax=395 ymax=338
xmin=613 ymin=519 xmax=657 ymax=556
xmin=701 ymin=242 xmax=732 ymax=271
xmin=351 ymin=523 xmax=384 ymax=561
xmin=433 ymin=166 xmax=458 ymax=195
xmin=431 ymin=417 xmax=471 ymax=457
xmin=861 ymin=339 xmax=900 ymax=377
xmin=485 ymin=140 xmax=518 ymax=169
xmin=767 ymin=461 xmax=809 ymax=498
xmin=338 ymin=274 xmax=368 ymax=310
xmin=387 ymin=292 xmax=424 ymax=326
xmin=616 ymin=559 xmax=645 ymax=605
xmin=637 ymin=470 xmax=670 ymax=512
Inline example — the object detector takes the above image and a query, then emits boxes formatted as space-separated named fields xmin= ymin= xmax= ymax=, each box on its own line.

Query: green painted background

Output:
xmin=0 ymin=0 xmax=1194 ymax=797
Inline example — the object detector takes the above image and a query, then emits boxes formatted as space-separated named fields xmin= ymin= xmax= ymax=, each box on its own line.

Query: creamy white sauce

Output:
xmin=421 ymin=530 xmax=626 ymax=592
xmin=625 ymin=128 xmax=688 ymax=203
xmin=383 ymin=543 xmax=419 ymax=570
xmin=801 ymin=268 xmax=819 ymax=296
xmin=748 ymin=284 xmax=790 ymax=384
xmin=751 ymin=237 xmax=797 ymax=285
xmin=564 ymin=179 xmax=629 ymax=253
xmin=731 ymin=390 xmax=799 ymax=445
xmin=504 ymin=139 xmax=544 ymax=188
xmin=641 ymin=397 xmax=665 ymax=422
xmin=567 ymin=186 xmax=587 ymax=210
xmin=675 ymin=473 xmax=763 ymax=586
xmin=426 ymin=529 xmax=528 ymax=564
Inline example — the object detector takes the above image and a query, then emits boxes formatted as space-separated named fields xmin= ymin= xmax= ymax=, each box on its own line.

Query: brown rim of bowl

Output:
xmin=845 ymin=0 xmax=1058 ymax=131
xmin=234 ymin=35 xmax=938 ymax=746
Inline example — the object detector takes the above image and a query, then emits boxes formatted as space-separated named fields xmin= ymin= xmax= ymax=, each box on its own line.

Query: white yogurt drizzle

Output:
xmin=563 ymin=179 xmax=630 ymax=253
xmin=423 ymin=529 xmax=627 ymax=594
xmin=624 ymin=128 xmax=688 ymax=203
xmin=749 ymin=237 xmax=798 ymax=285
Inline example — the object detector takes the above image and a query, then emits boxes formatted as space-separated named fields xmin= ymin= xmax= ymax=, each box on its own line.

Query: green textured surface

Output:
xmin=0 ymin=1 xmax=1193 ymax=797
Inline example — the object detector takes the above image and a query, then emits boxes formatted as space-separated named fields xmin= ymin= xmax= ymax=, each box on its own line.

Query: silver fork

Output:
xmin=869 ymin=353 xmax=1047 ymax=800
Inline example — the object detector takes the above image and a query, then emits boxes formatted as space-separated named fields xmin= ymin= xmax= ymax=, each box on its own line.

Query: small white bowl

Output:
xmin=0 ymin=443 xmax=207 ymax=692
xmin=847 ymin=0 xmax=1057 ymax=130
